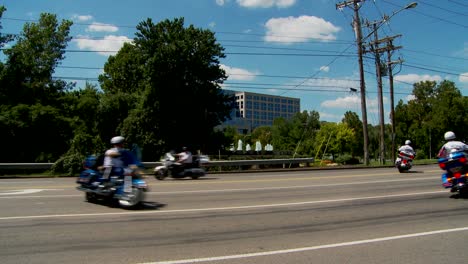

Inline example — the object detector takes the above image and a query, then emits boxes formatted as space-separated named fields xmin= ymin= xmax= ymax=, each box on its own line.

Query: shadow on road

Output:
xmin=449 ymin=193 xmax=468 ymax=200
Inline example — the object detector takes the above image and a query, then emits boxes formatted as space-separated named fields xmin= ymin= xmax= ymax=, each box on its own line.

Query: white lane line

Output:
xmin=0 ymin=189 xmax=63 ymax=196
xmin=0 ymin=176 xmax=438 ymax=198
xmin=138 ymin=226 xmax=468 ymax=264
xmin=0 ymin=190 xmax=446 ymax=221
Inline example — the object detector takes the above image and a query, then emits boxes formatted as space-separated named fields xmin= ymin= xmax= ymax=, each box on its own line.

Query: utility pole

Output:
xmin=365 ymin=34 xmax=403 ymax=163
xmin=383 ymin=36 xmax=403 ymax=162
xmin=336 ymin=0 xmax=369 ymax=165
xmin=364 ymin=20 xmax=386 ymax=165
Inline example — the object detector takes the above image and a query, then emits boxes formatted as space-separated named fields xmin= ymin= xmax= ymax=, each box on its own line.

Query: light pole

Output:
xmin=362 ymin=2 xmax=418 ymax=42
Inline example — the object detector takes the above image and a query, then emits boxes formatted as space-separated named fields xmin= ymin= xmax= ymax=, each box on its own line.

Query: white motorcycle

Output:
xmin=395 ymin=150 xmax=415 ymax=173
xmin=154 ymin=152 xmax=209 ymax=180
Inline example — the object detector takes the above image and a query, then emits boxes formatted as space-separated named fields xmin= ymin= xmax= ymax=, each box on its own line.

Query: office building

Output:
xmin=220 ymin=90 xmax=301 ymax=133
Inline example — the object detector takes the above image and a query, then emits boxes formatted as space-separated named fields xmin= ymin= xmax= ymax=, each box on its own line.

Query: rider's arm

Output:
xmin=437 ymin=146 xmax=446 ymax=158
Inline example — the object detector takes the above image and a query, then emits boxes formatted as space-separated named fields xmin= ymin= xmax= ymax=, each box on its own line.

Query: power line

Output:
xmin=404 ymin=49 xmax=468 ymax=61
xmin=448 ymin=0 xmax=468 ymax=8
xmin=402 ymin=63 xmax=465 ymax=76
xmin=382 ymin=0 xmax=468 ymax=28
xmin=418 ymin=0 xmax=468 ymax=17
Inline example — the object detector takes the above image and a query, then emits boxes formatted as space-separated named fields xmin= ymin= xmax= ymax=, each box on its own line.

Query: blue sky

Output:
xmin=1 ymin=0 xmax=467 ymax=124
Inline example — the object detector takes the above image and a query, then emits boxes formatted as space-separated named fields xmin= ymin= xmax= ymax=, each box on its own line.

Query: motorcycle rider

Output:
xmin=174 ymin=146 xmax=193 ymax=173
xmin=398 ymin=140 xmax=416 ymax=156
xmin=100 ymin=136 xmax=139 ymax=187
xmin=395 ymin=140 xmax=415 ymax=166
xmin=437 ymin=131 xmax=468 ymax=158
xmin=437 ymin=131 xmax=468 ymax=188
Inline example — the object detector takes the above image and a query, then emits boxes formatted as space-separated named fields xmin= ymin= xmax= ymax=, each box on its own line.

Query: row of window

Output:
xmin=244 ymin=111 xmax=295 ymax=120
xmin=235 ymin=95 xmax=299 ymax=105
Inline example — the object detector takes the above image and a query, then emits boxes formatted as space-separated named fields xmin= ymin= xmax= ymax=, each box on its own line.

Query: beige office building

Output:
xmin=232 ymin=91 xmax=300 ymax=131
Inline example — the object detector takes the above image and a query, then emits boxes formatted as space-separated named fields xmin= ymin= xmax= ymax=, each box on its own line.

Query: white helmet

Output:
xmin=444 ymin=131 xmax=456 ymax=141
xmin=110 ymin=136 xmax=125 ymax=144
xmin=405 ymin=140 xmax=411 ymax=145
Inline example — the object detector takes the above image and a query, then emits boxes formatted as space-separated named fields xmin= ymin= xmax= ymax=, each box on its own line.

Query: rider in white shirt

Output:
xmin=437 ymin=131 xmax=468 ymax=158
xmin=176 ymin=147 xmax=192 ymax=165
xmin=438 ymin=131 xmax=468 ymax=189
xmin=398 ymin=140 xmax=416 ymax=156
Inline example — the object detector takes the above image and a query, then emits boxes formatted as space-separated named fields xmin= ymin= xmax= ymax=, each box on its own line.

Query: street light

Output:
xmin=363 ymin=2 xmax=418 ymax=41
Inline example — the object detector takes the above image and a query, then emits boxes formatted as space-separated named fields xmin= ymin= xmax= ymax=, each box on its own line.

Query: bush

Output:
xmin=51 ymin=152 xmax=85 ymax=176
xmin=335 ymin=154 xmax=360 ymax=165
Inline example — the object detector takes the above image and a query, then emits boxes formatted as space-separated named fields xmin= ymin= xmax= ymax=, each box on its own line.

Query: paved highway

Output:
xmin=1 ymin=165 xmax=467 ymax=264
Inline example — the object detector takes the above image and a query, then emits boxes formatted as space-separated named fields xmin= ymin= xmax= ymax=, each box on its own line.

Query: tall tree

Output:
xmin=100 ymin=18 xmax=232 ymax=160
xmin=1 ymin=13 xmax=73 ymax=106
xmin=0 ymin=13 xmax=73 ymax=162
xmin=315 ymin=122 xmax=354 ymax=160
xmin=342 ymin=111 xmax=363 ymax=157
xmin=394 ymin=80 xmax=467 ymax=159
xmin=0 ymin=6 xmax=13 ymax=48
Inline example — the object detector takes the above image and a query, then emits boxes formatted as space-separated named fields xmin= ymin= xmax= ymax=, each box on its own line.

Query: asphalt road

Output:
xmin=1 ymin=165 xmax=468 ymax=264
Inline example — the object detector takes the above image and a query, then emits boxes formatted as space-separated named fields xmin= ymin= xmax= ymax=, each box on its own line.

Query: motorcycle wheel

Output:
xmin=155 ymin=170 xmax=167 ymax=180
xmin=85 ymin=192 xmax=97 ymax=203
xmin=459 ymin=188 xmax=468 ymax=198
xmin=118 ymin=188 xmax=143 ymax=208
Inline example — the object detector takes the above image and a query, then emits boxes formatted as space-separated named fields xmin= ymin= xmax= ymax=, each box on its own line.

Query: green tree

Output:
xmin=270 ymin=110 xmax=320 ymax=155
xmin=315 ymin=122 xmax=354 ymax=160
xmin=394 ymin=80 xmax=467 ymax=159
xmin=0 ymin=6 xmax=13 ymax=48
xmin=0 ymin=12 xmax=74 ymax=162
xmin=100 ymin=18 xmax=232 ymax=160
xmin=1 ymin=13 xmax=73 ymax=106
xmin=342 ymin=111 xmax=363 ymax=157
xmin=251 ymin=126 xmax=272 ymax=147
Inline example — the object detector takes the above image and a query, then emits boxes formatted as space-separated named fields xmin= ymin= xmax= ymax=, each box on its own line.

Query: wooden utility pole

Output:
xmin=381 ymin=36 xmax=403 ymax=162
xmin=364 ymin=20 xmax=386 ymax=164
xmin=336 ymin=0 xmax=369 ymax=165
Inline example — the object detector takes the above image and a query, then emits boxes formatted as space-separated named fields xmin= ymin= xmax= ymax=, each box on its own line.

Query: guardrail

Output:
xmin=0 ymin=158 xmax=315 ymax=171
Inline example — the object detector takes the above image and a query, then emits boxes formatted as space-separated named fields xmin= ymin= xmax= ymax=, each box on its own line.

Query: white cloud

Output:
xmin=460 ymin=72 xmax=468 ymax=83
xmin=237 ymin=0 xmax=296 ymax=8
xmin=319 ymin=66 xmax=330 ymax=72
xmin=264 ymin=16 xmax=340 ymax=44
xmin=394 ymin=74 xmax=442 ymax=83
xmin=86 ymin=22 xmax=119 ymax=33
xmin=321 ymin=95 xmax=360 ymax=109
xmin=319 ymin=111 xmax=341 ymax=121
xmin=73 ymin=35 xmax=132 ymax=56
xmin=216 ymin=0 xmax=229 ymax=6
xmin=220 ymin=64 xmax=259 ymax=81
xmin=209 ymin=22 xmax=216 ymax=28
xmin=302 ymin=77 xmax=358 ymax=89
xmin=72 ymin=14 xmax=93 ymax=22
xmin=321 ymin=95 xmax=387 ymax=113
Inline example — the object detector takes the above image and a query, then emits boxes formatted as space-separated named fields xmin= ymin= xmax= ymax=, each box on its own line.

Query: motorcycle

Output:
xmin=154 ymin=152 xmax=208 ymax=180
xmin=395 ymin=150 xmax=414 ymax=173
xmin=76 ymin=155 xmax=148 ymax=208
xmin=438 ymin=151 xmax=468 ymax=197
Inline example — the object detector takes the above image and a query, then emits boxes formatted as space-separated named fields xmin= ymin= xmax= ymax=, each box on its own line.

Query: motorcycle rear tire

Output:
xmin=85 ymin=192 xmax=97 ymax=203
